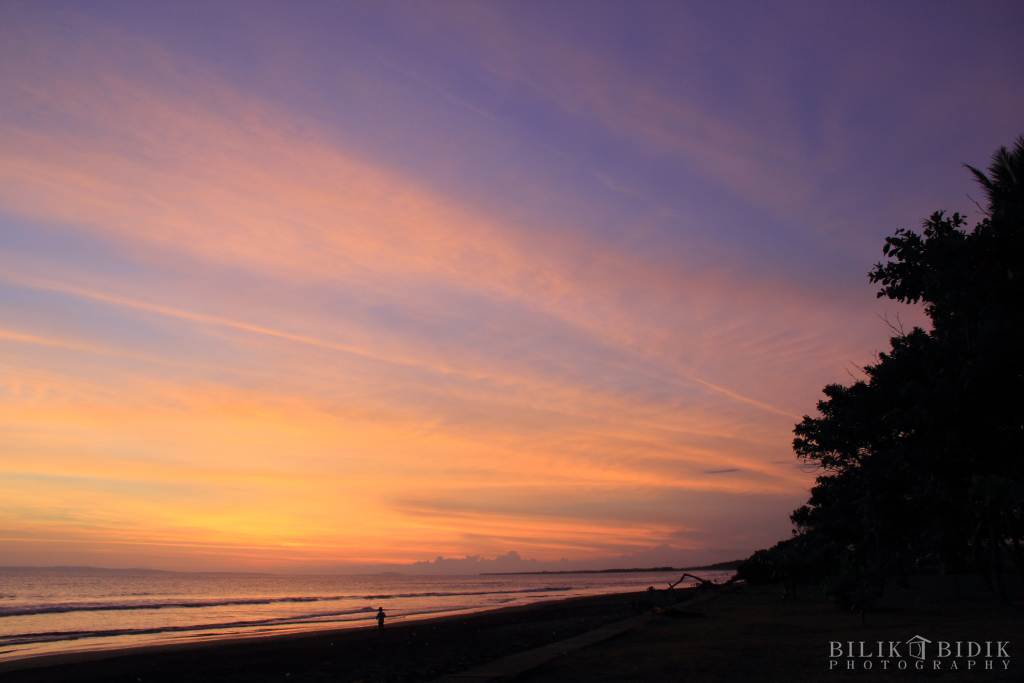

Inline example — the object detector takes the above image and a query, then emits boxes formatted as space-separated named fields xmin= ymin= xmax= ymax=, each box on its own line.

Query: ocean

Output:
xmin=0 ymin=568 xmax=733 ymax=663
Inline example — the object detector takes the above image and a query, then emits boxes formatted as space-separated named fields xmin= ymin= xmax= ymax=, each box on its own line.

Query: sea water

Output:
xmin=0 ymin=568 xmax=732 ymax=662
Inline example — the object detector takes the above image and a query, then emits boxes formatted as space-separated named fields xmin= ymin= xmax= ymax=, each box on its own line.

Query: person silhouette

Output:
xmin=376 ymin=606 xmax=386 ymax=632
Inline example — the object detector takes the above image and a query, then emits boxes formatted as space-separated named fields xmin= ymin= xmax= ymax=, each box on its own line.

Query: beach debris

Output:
xmin=639 ymin=573 xmax=741 ymax=607
xmin=670 ymin=573 xmax=740 ymax=596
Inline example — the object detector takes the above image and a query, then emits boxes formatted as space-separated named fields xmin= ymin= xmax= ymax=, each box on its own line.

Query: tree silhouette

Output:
xmin=739 ymin=136 xmax=1024 ymax=606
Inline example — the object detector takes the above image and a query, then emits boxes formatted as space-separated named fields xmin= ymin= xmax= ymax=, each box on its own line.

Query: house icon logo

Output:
xmin=906 ymin=635 xmax=932 ymax=660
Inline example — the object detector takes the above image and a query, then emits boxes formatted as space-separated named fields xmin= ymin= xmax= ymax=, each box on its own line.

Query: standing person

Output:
xmin=376 ymin=606 xmax=386 ymax=633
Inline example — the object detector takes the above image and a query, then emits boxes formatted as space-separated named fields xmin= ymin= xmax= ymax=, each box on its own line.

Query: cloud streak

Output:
xmin=0 ymin=1 xmax=1018 ymax=571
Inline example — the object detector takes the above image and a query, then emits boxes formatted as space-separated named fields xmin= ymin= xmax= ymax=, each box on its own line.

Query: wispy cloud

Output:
xmin=1 ymin=1 xmax=1015 ymax=570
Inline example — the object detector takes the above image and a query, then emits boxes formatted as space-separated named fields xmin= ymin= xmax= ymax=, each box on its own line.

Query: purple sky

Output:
xmin=0 ymin=1 xmax=1022 ymax=572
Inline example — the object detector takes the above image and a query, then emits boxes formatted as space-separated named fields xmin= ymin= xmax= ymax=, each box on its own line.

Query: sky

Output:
xmin=1 ymin=0 xmax=1022 ymax=573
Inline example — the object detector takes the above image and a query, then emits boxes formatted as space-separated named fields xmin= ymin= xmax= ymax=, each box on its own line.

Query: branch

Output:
xmin=877 ymin=311 xmax=907 ymax=337
xmin=842 ymin=362 xmax=867 ymax=383
xmin=966 ymin=193 xmax=991 ymax=217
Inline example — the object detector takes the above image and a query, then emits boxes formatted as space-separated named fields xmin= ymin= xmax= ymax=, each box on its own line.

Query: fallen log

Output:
xmin=669 ymin=572 xmax=739 ymax=591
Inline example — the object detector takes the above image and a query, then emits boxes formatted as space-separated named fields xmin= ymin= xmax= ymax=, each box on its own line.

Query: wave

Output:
xmin=0 ymin=600 xmax=521 ymax=647
xmin=0 ymin=596 xmax=325 ymax=618
xmin=0 ymin=586 xmax=572 ymax=618
xmin=0 ymin=606 xmax=382 ymax=646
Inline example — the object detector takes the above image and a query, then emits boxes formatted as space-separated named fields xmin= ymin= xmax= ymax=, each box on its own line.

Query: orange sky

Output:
xmin=1 ymin=1 xmax=1020 ymax=572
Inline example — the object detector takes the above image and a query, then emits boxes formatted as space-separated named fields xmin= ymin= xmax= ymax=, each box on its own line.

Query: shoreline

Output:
xmin=0 ymin=587 xmax=680 ymax=682
xmin=481 ymin=561 xmax=741 ymax=576
xmin=0 ymin=602 xmax=544 ymax=671
xmin=0 ymin=600 xmax=571 ymax=672
xmin=5 ymin=573 xmax=1017 ymax=682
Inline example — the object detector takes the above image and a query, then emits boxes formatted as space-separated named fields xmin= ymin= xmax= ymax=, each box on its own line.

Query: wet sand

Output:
xmin=1 ymin=588 xmax=673 ymax=683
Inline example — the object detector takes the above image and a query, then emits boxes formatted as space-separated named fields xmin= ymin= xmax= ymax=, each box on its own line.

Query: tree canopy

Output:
xmin=738 ymin=136 xmax=1024 ymax=606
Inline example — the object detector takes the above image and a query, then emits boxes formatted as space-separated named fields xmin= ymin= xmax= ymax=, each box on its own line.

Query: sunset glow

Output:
xmin=2 ymin=1 xmax=1021 ymax=572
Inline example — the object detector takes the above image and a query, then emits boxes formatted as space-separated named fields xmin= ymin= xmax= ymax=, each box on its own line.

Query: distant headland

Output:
xmin=480 ymin=560 xmax=740 ymax=576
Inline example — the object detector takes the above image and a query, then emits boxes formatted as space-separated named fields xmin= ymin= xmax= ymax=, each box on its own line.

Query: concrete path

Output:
xmin=433 ymin=587 xmax=731 ymax=683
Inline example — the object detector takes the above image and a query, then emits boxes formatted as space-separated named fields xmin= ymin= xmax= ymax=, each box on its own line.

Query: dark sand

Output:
xmin=0 ymin=588 xmax=673 ymax=683
xmin=517 ymin=574 xmax=1024 ymax=683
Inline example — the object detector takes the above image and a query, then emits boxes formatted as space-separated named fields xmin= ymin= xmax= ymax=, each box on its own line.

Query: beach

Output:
xmin=3 ymin=573 xmax=1023 ymax=682
xmin=0 ymin=568 xmax=732 ymax=664
xmin=0 ymin=588 xmax=665 ymax=682
xmin=516 ymin=574 xmax=1023 ymax=683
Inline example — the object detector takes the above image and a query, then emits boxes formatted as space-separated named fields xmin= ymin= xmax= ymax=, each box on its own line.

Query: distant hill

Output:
xmin=481 ymin=561 xmax=741 ymax=576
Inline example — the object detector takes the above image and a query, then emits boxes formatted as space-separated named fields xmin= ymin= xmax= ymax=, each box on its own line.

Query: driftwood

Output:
xmin=646 ymin=573 xmax=741 ymax=605
xmin=671 ymin=572 xmax=729 ymax=597
xmin=644 ymin=572 xmax=742 ymax=613
xmin=671 ymin=572 xmax=739 ymax=589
